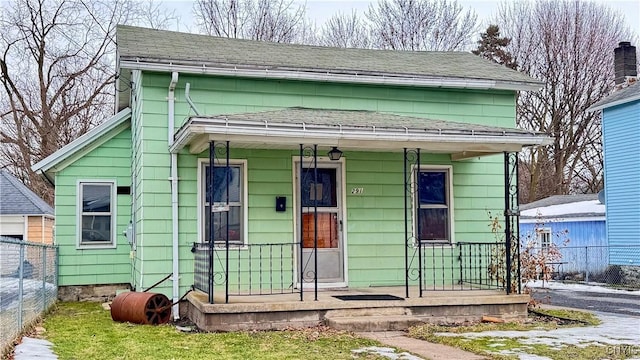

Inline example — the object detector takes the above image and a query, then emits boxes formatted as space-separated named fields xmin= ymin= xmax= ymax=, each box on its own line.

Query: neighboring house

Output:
xmin=589 ymin=41 xmax=640 ymax=268
xmin=32 ymin=26 xmax=550 ymax=309
xmin=520 ymin=194 xmax=606 ymax=275
xmin=0 ymin=170 xmax=55 ymax=276
xmin=0 ymin=170 xmax=54 ymax=243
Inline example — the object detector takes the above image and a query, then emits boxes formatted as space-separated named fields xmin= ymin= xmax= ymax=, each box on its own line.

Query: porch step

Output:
xmin=325 ymin=306 xmax=408 ymax=318
xmin=324 ymin=314 xmax=424 ymax=332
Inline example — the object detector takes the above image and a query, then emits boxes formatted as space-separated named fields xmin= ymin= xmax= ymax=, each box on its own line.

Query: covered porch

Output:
xmin=171 ymin=107 xmax=550 ymax=316
xmin=186 ymin=285 xmax=530 ymax=332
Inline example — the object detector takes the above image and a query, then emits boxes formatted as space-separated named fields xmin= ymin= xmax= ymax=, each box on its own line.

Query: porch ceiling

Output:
xmin=172 ymin=108 xmax=552 ymax=159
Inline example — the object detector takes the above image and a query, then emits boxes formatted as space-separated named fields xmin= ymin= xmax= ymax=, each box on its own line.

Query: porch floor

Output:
xmin=186 ymin=286 xmax=529 ymax=332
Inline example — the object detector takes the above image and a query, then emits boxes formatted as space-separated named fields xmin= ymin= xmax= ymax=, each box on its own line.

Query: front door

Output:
xmin=295 ymin=161 xmax=344 ymax=285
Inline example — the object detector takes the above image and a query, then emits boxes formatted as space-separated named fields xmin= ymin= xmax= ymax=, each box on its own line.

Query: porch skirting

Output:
xmin=186 ymin=287 xmax=529 ymax=332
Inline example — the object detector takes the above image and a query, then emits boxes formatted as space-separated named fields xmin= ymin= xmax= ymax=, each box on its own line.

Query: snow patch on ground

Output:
xmin=351 ymin=346 xmax=423 ymax=360
xmin=527 ymin=280 xmax=640 ymax=295
xmin=436 ymin=312 xmax=640 ymax=359
xmin=13 ymin=337 xmax=57 ymax=360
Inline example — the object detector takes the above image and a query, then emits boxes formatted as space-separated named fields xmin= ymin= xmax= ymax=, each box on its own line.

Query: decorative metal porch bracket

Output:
xmin=299 ymin=144 xmax=319 ymax=301
xmin=404 ymin=148 xmax=422 ymax=298
xmin=208 ymin=140 xmax=231 ymax=304
xmin=503 ymin=151 xmax=521 ymax=295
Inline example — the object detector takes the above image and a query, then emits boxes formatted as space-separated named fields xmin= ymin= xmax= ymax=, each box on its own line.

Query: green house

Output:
xmin=33 ymin=26 xmax=550 ymax=316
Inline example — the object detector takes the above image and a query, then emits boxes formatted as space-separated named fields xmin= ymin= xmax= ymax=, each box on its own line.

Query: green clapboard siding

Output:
xmin=170 ymin=148 xmax=504 ymax=292
xmin=55 ymin=128 xmax=132 ymax=286
xmin=99 ymin=72 xmax=514 ymax=296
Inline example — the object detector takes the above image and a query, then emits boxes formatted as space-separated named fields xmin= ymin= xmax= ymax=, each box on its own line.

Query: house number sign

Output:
xmin=350 ymin=188 xmax=364 ymax=194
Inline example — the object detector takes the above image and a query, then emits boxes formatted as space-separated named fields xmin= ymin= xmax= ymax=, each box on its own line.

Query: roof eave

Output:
xmin=520 ymin=216 xmax=605 ymax=223
xmin=171 ymin=117 xmax=552 ymax=154
xmin=32 ymin=108 xmax=132 ymax=175
xmin=118 ymin=59 xmax=543 ymax=92
xmin=0 ymin=212 xmax=54 ymax=217
xmin=588 ymin=93 xmax=640 ymax=112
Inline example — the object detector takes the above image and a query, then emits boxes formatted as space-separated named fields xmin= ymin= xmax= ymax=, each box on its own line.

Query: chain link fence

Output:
xmin=534 ymin=245 xmax=640 ymax=288
xmin=0 ymin=236 xmax=57 ymax=354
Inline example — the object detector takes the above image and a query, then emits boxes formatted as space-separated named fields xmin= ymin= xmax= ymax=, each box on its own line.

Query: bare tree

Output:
xmin=194 ymin=0 xmax=309 ymax=43
xmin=495 ymin=0 xmax=636 ymax=203
xmin=366 ymin=0 xmax=478 ymax=51
xmin=320 ymin=10 xmax=370 ymax=49
xmin=138 ymin=0 xmax=181 ymax=31
xmin=0 ymin=0 xmax=178 ymax=203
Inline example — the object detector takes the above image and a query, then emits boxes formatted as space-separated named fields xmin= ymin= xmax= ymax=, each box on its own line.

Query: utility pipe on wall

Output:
xmin=184 ymin=83 xmax=201 ymax=116
xmin=168 ymin=71 xmax=180 ymax=319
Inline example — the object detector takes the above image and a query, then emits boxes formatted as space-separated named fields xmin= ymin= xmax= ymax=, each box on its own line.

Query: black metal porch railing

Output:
xmin=403 ymin=148 xmax=520 ymax=296
xmin=194 ymin=142 xmax=521 ymax=303
xmin=192 ymin=242 xmax=300 ymax=299
xmin=417 ymin=241 xmax=508 ymax=292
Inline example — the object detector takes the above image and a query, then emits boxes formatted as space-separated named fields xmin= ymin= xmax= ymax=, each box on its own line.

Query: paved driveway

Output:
xmin=530 ymin=281 xmax=640 ymax=316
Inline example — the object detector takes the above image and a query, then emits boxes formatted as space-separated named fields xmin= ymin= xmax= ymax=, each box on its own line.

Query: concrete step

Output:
xmin=324 ymin=314 xmax=424 ymax=332
xmin=325 ymin=306 xmax=408 ymax=318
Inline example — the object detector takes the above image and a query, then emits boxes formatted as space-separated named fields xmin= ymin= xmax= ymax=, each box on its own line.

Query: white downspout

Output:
xmin=168 ymin=71 xmax=180 ymax=319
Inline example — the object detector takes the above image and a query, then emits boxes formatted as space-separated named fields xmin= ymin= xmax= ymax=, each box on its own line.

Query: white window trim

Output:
xmin=76 ymin=180 xmax=117 ymax=249
xmin=197 ymin=158 xmax=248 ymax=248
xmin=537 ymin=227 xmax=552 ymax=249
xmin=411 ymin=165 xmax=455 ymax=245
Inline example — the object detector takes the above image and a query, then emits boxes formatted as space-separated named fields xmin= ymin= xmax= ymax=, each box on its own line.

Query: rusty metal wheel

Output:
xmin=145 ymin=293 xmax=172 ymax=325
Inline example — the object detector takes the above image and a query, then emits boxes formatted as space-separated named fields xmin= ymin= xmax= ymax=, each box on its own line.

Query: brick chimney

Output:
xmin=614 ymin=41 xmax=637 ymax=86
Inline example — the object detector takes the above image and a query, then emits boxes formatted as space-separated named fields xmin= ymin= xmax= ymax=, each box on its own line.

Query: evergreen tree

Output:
xmin=472 ymin=24 xmax=517 ymax=69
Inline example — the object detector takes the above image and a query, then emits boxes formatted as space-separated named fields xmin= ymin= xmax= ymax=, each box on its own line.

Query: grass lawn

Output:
xmin=38 ymin=302 xmax=385 ymax=360
xmin=408 ymin=308 xmax=640 ymax=360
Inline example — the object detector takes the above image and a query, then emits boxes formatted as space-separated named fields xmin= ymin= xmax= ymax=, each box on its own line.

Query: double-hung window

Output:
xmin=537 ymin=228 xmax=551 ymax=249
xmin=416 ymin=167 xmax=453 ymax=243
xmin=78 ymin=181 xmax=116 ymax=247
xmin=201 ymin=161 xmax=246 ymax=245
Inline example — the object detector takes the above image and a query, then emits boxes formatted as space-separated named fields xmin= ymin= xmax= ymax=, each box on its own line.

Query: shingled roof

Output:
xmin=0 ymin=170 xmax=54 ymax=216
xmin=116 ymin=25 xmax=542 ymax=90
xmin=589 ymin=81 xmax=640 ymax=111
xmin=173 ymin=107 xmax=552 ymax=154
xmin=520 ymin=194 xmax=604 ymax=220
xmin=188 ymin=107 xmax=540 ymax=135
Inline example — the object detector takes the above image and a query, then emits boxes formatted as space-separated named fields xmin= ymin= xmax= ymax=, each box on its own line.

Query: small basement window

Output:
xmin=78 ymin=181 xmax=116 ymax=248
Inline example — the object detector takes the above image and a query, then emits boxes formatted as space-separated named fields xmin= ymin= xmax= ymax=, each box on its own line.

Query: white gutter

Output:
xmin=168 ymin=71 xmax=180 ymax=319
xmin=520 ymin=216 xmax=605 ymax=224
xmin=588 ymin=93 xmax=640 ymax=112
xmin=170 ymin=119 xmax=552 ymax=153
xmin=120 ymin=60 xmax=542 ymax=92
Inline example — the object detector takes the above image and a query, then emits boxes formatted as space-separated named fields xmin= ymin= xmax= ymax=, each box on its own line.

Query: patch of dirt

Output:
xmin=170 ymin=316 xmax=203 ymax=333
xmin=174 ymin=317 xmax=354 ymax=340
xmin=413 ymin=311 xmax=586 ymax=331
xmin=276 ymin=325 xmax=353 ymax=341
xmin=526 ymin=310 xmax=587 ymax=326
